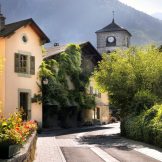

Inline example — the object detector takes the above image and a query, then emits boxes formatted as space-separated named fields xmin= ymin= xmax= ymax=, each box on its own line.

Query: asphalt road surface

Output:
xmin=35 ymin=123 xmax=162 ymax=162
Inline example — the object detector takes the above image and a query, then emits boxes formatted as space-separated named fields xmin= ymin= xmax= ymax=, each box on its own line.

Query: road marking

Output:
xmin=53 ymin=137 xmax=67 ymax=162
xmin=91 ymin=147 xmax=120 ymax=162
xmin=135 ymin=147 xmax=162 ymax=162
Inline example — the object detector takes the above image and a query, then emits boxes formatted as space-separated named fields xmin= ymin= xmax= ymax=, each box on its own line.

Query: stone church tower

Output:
xmin=96 ymin=17 xmax=131 ymax=54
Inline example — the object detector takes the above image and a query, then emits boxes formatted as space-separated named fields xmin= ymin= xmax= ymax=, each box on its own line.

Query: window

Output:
xmin=127 ymin=37 xmax=130 ymax=47
xmin=22 ymin=35 xmax=28 ymax=43
xmin=98 ymin=93 xmax=101 ymax=98
xmin=95 ymin=89 xmax=99 ymax=96
xmin=15 ymin=53 xmax=35 ymax=75
xmin=90 ymin=86 xmax=93 ymax=94
xmin=20 ymin=55 xmax=28 ymax=73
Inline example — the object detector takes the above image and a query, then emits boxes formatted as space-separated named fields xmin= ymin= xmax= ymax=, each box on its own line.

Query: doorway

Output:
xmin=97 ymin=107 xmax=100 ymax=120
xmin=19 ymin=92 xmax=30 ymax=120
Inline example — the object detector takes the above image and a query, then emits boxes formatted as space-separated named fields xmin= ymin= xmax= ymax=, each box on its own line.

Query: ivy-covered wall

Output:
xmin=39 ymin=44 xmax=95 ymax=109
xmin=38 ymin=44 xmax=96 ymax=127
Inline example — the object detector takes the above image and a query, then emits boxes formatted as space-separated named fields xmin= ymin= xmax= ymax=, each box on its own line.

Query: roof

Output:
xmin=46 ymin=44 xmax=67 ymax=58
xmin=80 ymin=42 xmax=102 ymax=61
xmin=96 ymin=19 xmax=132 ymax=36
xmin=45 ymin=42 xmax=102 ymax=62
xmin=0 ymin=18 xmax=50 ymax=43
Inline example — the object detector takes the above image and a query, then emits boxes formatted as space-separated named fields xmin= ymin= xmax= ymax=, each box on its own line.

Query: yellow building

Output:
xmin=0 ymin=12 xmax=50 ymax=126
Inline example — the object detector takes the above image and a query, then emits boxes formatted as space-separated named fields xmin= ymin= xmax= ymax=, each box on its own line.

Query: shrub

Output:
xmin=122 ymin=104 xmax=162 ymax=148
xmin=132 ymin=90 xmax=157 ymax=114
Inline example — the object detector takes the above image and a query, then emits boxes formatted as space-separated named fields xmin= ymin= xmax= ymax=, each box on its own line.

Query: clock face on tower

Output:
xmin=107 ymin=36 xmax=115 ymax=43
xmin=106 ymin=36 xmax=116 ymax=47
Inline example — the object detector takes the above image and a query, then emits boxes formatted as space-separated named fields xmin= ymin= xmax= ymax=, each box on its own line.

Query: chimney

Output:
xmin=54 ymin=43 xmax=59 ymax=47
xmin=0 ymin=5 xmax=5 ymax=31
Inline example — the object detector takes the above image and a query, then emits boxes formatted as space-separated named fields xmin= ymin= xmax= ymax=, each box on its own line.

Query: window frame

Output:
xmin=14 ymin=52 xmax=35 ymax=77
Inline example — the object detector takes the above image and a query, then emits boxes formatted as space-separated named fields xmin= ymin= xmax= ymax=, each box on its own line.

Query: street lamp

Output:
xmin=43 ymin=78 xmax=48 ymax=85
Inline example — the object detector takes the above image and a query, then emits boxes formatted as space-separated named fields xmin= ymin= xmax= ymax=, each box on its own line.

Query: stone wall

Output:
xmin=0 ymin=132 xmax=37 ymax=162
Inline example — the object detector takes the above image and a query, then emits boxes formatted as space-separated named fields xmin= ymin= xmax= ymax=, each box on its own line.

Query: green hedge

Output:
xmin=121 ymin=104 xmax=162 ymax=148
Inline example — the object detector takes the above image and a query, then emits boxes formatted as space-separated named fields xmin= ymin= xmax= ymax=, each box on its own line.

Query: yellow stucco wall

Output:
xmin=97 ymin=106 xmax=110 ymax=123
xmin=0 ymin=38 xmax=5 ymax=115
xmin=83 ymin=106 xmax=109 ymax=124
xmin=89 ymin=77 xmax=109 ymax=106
xmin=82 ymin=109 xmax=94 ymax=122
xmin=83 ymin=77 xmax=110 ymax=124
xmin=2 ymin=25 xmax=43 ymax=125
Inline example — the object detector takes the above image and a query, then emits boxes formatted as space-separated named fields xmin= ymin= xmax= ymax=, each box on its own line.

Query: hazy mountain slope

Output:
xmin=1 ymin=0 xmax=162 ymax=46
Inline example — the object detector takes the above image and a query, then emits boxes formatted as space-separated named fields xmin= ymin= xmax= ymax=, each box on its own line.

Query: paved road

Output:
xmin=34 ymin=123 xmax=162 ymax=162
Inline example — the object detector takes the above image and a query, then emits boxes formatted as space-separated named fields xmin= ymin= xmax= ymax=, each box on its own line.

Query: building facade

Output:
xmin=0 ymin=12 xmax=49 ymax=126
xmin=96 ymin=18 xmax=131 ymax=54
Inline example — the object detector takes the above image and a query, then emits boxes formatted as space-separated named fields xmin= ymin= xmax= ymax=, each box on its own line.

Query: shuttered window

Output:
xmin=14 ymin=53 xmax=35 ymax=75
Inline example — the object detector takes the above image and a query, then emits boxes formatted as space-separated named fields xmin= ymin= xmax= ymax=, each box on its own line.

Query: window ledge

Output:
xmin=17 ymin=73 xmax=32 ymax=78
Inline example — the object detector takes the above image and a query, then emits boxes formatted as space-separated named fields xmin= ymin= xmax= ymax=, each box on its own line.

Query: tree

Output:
xmin=94 ymin=46 xmax=162 ymax=117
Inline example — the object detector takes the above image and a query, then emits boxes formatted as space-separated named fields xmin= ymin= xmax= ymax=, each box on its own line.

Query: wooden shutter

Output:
xmin=30 ymin=56 xmax=35 ymax=75
xmin=15 ymin=53 xmax=20 ymax=73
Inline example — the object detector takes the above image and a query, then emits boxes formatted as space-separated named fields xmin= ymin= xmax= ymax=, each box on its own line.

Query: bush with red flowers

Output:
xmin=0 ymin=112 xmax=37 ymax=145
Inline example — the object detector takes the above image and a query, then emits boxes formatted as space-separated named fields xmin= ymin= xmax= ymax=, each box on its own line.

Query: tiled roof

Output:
xmin=96 ymin=19 xmax=131 ymax=36
xmin=0 ymin=18 xmax=50 ymax=43
xmin=46 ymin=45 xmax=67 ymax=58
xmin=45 ymin=42 xmax=102 ymax=61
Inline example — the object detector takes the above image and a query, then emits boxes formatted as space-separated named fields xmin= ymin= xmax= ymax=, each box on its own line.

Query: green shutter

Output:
xmin=30 ymin=56 xmax=35 ymax=75
xmin=15 ymin=53 xmax=20 ymax=73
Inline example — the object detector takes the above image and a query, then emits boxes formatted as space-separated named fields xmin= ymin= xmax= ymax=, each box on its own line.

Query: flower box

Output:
xmin=0 ymin=142 xmax=20 ymax=159
xmin=0 ymin=112 xmax=38 ymax=159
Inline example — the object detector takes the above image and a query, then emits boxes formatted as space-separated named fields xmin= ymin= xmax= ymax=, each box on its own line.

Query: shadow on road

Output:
xmin=38 ymin=126 xmax=114 ymax=137
xmin=78 ymin=133 xmax=162 ymax=155
xmin=78 ymin=133 xmax=141 ymax=150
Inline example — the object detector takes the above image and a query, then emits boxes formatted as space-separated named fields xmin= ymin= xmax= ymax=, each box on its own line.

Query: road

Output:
xmin=34 ymin=123 xmax=162 ymax=162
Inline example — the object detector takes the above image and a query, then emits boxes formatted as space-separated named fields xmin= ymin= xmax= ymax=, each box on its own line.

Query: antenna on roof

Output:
xmin=112 ymin=10 xmax=115 ymax=23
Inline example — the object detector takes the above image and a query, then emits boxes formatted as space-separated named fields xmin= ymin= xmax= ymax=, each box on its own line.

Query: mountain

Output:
xmin=152 ymin=12 xmax=162 ymax=20
xmin=1 ymin=0 xmax=162 ymax=46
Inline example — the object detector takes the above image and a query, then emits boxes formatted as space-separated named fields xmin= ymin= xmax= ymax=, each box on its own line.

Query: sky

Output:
xmin=119 ymin=0 xmax=162 ymax=15
xmin=1 ymin=0 xmax=162 ymax=45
